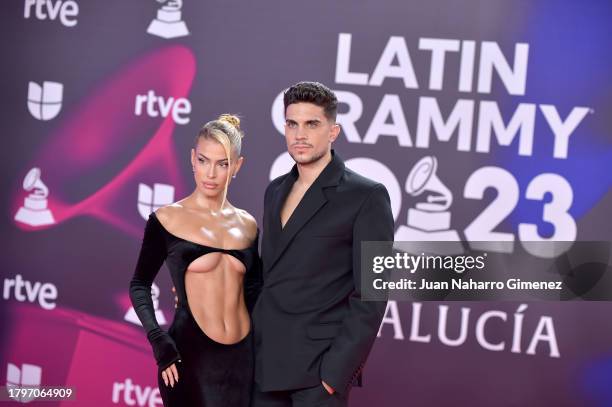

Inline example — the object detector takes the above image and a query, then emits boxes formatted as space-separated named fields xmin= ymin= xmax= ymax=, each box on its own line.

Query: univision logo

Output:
xmin=137 ymin=183 xmax=175 ymax=220
xmin=6 ymin=363 xmax=42 ymax=403
xmin=27 ymin=81 xmax=63 ymax=121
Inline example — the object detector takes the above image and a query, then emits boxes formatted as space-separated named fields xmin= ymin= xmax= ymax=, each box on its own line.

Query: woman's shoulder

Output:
xmin=233 ymin=208 xmax=258 ymax=239
xmin=153 ymin=201 xmax=188 ymax=227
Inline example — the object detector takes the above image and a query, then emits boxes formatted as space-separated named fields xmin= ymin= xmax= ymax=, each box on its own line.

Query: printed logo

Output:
xmin=27 ymin=82 xmax=63 ymax=121
xmin=124 ymin=283 xmax=167 ymax=326
xmin=24 ymin=0 xmax=79 ymax=27
xmin=395 ymin=156 xmax=463 ymax=253
xmin=137 ymin=183 xmax=175 ymax=220
xmin=147 ymin=0 xmax=189 ymax=39
xmin=6 ymin=363 xmax=42 ymax=403
xmin=134 ymin=90 xmax=191 ymax=125
xmin=2 ymin=274 xmax=58 ymax=310
xmin=14 ymin=167 xmax=55 ymax=226
xmin=112 ymin=378 xmax=162 ymax=406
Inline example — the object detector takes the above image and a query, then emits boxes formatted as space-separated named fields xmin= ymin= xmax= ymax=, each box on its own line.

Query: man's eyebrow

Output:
xmin=285 ymin=118 xmax=322 ymax=123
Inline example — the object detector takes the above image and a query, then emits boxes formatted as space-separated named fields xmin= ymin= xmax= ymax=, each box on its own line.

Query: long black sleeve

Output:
xmin=244 ymin=232 xmax=263 ymax=313
xmin=129 ymin=213 xmax=181 ymax=370
xmin=320 ymin=183 xmax=394 ymax=394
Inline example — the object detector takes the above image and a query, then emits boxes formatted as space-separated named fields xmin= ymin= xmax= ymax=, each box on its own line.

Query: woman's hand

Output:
xmin=162 ymin=287 xmax=180 ymax=388
xmin=161 ymin=362 xmax=180 ymax=387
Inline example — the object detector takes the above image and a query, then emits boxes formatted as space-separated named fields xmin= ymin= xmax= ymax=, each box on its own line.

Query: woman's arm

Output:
xmin=244 ymin=254 xmax=263 ymax=313
xmin=129 ymin=213 xmax=181 ymax=370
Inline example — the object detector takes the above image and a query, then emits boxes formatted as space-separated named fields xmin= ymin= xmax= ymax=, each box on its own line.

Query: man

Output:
xmin=251 ymin=81 xmax=394 ymax=406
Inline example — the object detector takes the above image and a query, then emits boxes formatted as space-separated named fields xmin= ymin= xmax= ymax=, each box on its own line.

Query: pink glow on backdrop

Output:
xmin=12 ymin=45 xmax=197 ymax=237
xmin=2 ymin=303 xmax=156 ymax=406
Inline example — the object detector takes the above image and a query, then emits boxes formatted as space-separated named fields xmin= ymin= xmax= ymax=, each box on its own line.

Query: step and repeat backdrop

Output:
xmin=2 ymin=0 xmax=612 ymax=406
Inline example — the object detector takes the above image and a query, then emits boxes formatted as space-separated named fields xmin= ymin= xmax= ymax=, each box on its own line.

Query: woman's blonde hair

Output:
xmin=195 ymin=114 xmax=245 ymax=206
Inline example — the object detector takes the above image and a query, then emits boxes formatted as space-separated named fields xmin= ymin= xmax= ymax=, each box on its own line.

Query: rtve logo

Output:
xmin=24 ymin=0 xmax=79 ymax=27
xmin=112 ymin=378 xmax=162 ymax=407
xmin=134 ymin=90 xmax=191 ymax=125
xmin=27 ymin=81 xmax=63 ymax=121
xmin=3 ymin=274 xmax=58 ymax=310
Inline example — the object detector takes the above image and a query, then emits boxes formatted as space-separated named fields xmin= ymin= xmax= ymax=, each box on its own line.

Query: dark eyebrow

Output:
xmin=286 ymin=119 xmax=322 ymax=125
xmin=198 ymin=153 xmax=228 ymax=162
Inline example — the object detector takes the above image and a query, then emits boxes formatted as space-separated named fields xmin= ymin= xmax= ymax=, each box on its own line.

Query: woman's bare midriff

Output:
xmin=184 ymin=251 xmax=251 ymax=345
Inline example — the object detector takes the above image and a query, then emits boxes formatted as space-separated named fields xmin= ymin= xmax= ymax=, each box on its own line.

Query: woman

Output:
xmin=129 ymin=114 xmax=261 ymax=406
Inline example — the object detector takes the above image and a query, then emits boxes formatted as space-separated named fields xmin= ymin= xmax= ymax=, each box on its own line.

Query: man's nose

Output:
xmin=295 ymin=126 xmax=308 ymax=140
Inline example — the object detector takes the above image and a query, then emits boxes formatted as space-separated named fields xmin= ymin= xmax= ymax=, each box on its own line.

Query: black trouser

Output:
xmin=251 ymin=382 xmax=349 ymax=407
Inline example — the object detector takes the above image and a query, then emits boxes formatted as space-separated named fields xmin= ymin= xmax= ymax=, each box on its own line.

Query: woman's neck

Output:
xmin=189 ymin=190 xmax=230 ymax=214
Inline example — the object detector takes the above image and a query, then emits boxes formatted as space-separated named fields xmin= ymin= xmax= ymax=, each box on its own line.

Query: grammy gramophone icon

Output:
xmin=395 ymin=156 xmax=463 ymax=253
xmin=147 ymin=0 xmax=189 ymax=39
xmin=14 ymin=167 xmax=56 ymax=226
xmin=124 ymin=282 xmax=167 ymax=326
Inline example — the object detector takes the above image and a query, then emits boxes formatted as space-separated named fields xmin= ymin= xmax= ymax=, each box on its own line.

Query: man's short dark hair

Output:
xmin=283 ymin=81 xmax=338 ymax=121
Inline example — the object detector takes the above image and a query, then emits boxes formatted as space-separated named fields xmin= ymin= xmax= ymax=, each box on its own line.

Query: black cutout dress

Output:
xmin=129 ymin=212 xmax=261 ymax=406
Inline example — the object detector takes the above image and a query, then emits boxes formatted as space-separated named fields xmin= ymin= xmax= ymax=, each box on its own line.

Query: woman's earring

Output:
xmin=232 ymin=174 xmax=236 ymax=179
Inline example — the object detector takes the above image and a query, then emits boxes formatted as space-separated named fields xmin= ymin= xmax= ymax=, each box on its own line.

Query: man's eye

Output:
xmin=286 ymin=122 xmax=296 ymax=128
xmin=308 ymin=122 xmax=318 ymax=128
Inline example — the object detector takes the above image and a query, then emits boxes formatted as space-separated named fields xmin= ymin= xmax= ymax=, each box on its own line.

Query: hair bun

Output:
xmin=218 ymin=114 xmax=241 ymax=130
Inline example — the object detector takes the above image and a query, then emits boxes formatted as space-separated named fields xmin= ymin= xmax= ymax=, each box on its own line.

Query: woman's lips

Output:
xmin=202 ymin=182 xmax=218 ymax=189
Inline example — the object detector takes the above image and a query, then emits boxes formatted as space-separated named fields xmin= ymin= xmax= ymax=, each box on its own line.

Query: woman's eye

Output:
xmin=198 ymin=158 xmax=205 ymax=163
xmin=219 ymin=162 xmax=229 ymax=168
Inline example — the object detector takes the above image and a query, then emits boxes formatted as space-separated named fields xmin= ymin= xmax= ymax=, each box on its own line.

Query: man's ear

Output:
xmin=329 ymin=123 xmax=341 ymax=143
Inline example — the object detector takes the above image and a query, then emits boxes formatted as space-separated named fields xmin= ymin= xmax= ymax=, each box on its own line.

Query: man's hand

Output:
xmin=171 ymin=286 xmax=178 ymax=308
xmin=322 ymin=380 xmax=335 ymax=395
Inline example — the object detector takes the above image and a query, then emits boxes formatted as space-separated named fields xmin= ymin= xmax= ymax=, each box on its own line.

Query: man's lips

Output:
xmin=293 ymin=144 xmax=311 ymax=151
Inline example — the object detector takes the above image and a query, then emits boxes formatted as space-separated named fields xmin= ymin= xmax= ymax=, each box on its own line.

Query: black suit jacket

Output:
xmin=251 ymin=150 xmax=394 ymax=395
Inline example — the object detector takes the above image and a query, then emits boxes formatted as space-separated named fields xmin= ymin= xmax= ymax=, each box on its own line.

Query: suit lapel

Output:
xmin=266 ymin=168 xmax=297 ymax=257
xmin=268 ymin=186 xmax=328 ymax=272
xmin=266 ymin=150 xmax=345 ymax=274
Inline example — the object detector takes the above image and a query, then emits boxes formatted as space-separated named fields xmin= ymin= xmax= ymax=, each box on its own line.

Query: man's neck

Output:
xmin=296 ymin=151 xmax=332 ymax=187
